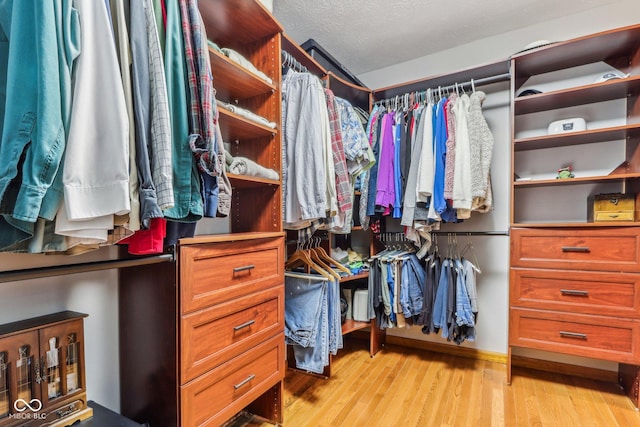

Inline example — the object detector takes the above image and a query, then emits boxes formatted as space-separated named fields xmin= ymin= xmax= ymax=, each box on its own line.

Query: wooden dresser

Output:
xmin=510 ymin=227 xmax=640 ymax=370
xmin=119 ymin=232 xmax=285 ymax=426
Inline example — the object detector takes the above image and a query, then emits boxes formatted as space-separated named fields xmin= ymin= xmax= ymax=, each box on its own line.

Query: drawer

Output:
xmin=594 ymin=211 xmax=635 ymax=222
xmin=180 ymin=237 xmax=284 ymax=314
xmin=180 ymin=286 xmax=283 ymax=384
xmin=509 ymin=308 xmax=640 ymax=363
xmin=510 ymin=268 xmax=640 ymax=317
xmin=180 ymin=334 xmax=284 ymax=427
xmin=510 ymin=227 xmax=640 ymax=271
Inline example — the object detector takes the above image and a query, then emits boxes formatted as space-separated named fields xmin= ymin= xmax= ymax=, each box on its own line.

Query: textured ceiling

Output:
xmin=274 ymin=0 xmax=619 ymax=75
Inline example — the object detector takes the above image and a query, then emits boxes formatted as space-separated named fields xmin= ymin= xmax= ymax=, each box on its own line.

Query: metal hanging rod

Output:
xmin=374 ymin=71 xmax=511 ymax=107
xmin=281 ymin=50 xmax=308 ymax=73
xmin=429 ymin=230 xmax=510 ymax=236
xmin=0 ymin=254 xmax=174 ymax=284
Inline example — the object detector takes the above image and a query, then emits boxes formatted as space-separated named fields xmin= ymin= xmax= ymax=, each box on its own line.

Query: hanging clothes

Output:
xmin=110 ymin=0 xmax=141 ymax=233
xmin=180 ymin=0 xmax=231 ymax=218
xmin=364 ymin=85 xmax=495 ymax=250
xmin=468 ymin=91 xmax=494 ymax=212
xmin=0 ymin=0 xmax=80 ymax=251
xmin=282 ymin=69 xmax=330 ymax=228
xmin=55 ymin=0 xmax=131 ymax=248
xmin=162 ymin=0 xmax=203 ymax=227
xmin=452 ymin=93 xmax=472 ymax=218
xmin=281 ymin=67 xmax=371 ymax=236
xmin=0 ymin=0 xmax=247 ymax=254
xmin=367 ymin=235 xmax=480 ymax=345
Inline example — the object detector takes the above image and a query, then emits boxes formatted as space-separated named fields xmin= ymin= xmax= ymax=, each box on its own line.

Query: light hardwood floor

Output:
xmin=232 ymin=338 xmax=640 ymax=427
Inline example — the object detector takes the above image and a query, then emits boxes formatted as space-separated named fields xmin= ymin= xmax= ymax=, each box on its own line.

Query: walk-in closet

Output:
xmin=1 ymin=0 xmax=640 ymax=426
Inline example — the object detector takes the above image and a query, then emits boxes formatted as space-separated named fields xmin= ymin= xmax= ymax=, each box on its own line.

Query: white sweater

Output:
xmin=451 ymin=94 xmax=472 ymax=214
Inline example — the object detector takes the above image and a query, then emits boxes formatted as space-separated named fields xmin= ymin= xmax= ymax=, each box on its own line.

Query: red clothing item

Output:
xmin=119 ymin=217 xmax=167 ymax=255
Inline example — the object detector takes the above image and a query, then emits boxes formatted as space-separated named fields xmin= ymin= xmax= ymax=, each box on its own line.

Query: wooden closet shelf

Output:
xmin=0 ymin=254 xmax=173 ymax=284
xmin=228 ymin=173 xmax=280 ymax=189
xmin=514 ymin=124 xmax=640 ymax=151
xmin=511 ymin=222 xmax=640 ymax=228
xmin=339 ymin=271 xmax=369 ymax=283
xmin=342 ymin=319 xmax=370 ymax=335
xmin=210 ymin=48 xmax=276 ymax=102
xmin=512 ymin=24 xmax=640 ymax=76
xmin=199 ymin=0 xmax=282 ymax=47
xmin=218 ymin=107 xmax=277 ymax=141
xmin=514 ymin=75 xmax=640 ymax=115
xmin=513 ymin=172 xmax=640 ymax=187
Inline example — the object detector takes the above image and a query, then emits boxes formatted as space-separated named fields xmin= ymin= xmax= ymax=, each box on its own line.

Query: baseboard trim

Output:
xmin=349 ymin=330 xmax=507 ymax=364
xmin=348 ymin=331 xmax=618 ymax=383
xmin=511 ymin=354 xmax=618 ymax=383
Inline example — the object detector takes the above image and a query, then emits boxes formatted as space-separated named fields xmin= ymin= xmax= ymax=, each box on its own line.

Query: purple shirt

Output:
xmin=375 ymin=113 xmax=396 ymax=212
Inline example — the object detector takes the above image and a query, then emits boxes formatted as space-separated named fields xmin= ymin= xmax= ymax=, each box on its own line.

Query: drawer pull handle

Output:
xmin=233 ymin=374 xmax=256 ymax=390
xmin=233 ymin=265 xmax=255 ymax=273
xmin=233 ymin=319 xmax=256 ymax=331
xmin=561 ymin=246 xmax=590 ymax=253
xmin=559 ymin=331 xmax=587 ymax=340
xmin=560 ymin=289 xmax=589 ymax=297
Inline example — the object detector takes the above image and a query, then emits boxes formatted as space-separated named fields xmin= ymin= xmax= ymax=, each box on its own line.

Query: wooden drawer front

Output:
xmin=180 ymin=237 xmax=284 ymax=314
xmin=510 ymin=227 xmax=640 ymax=271
xmin=510 ymin=268 xmax=640 ymax=317
xmin=594 ymin=211 xmax=635 ymax=222
xmin=181 ymin=286 xmax=283 ymax=384
xmin=510 ymin=308 xmax=640 ymax=363
xmin=181 ymin=335 xmax=284 ymax=427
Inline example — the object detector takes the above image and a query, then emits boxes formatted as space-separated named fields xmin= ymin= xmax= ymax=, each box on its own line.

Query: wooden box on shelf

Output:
xmin=587 ymin=192 xmax=638 ymax=222
xmin=0 ymin=311 xmax=92 ymax=427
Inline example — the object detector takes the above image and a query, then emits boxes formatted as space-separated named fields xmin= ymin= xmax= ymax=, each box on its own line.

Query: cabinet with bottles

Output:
xmin=0 ymin=311 xmax=91 ymax=426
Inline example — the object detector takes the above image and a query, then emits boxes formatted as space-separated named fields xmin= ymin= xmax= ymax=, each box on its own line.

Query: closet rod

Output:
xmin=281 ymin=50 xmax=308 ymax=73
xmin=285 ymin=271 xmax=330 ymax=282
xmin=430 ymin=230 xmax=510 ymax=236
xmin=374 ymin=71 xmax=511 ymax=105
xmin=0 ymin=254 xmax=173 ymax=284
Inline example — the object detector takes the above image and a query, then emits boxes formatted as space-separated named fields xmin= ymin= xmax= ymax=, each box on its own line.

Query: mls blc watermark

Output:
xmin=9 ymin=398 xmax=46 ymax=420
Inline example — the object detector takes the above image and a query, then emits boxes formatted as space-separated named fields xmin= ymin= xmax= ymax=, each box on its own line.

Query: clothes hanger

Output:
xmin=310 ymin=237 xmax=351 ymax=276
xmin=460 ymin=233 xmax=482 ymax=273
xmin=307 ymin=246 xmax=341 ymax=280
xmin=427 ymin=234 xmax=439 ymax=268
xmin=390 ymin=234 xmax=415 ymax=260
xmin=305 ymin=238 xmax=343 ymax=279
xmin=285 ymin=240 xmax=333 ymax=280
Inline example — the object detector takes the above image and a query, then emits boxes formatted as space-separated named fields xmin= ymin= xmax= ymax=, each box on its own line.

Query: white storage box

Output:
xmin=353 ymin=289 xmax=370 ymax=322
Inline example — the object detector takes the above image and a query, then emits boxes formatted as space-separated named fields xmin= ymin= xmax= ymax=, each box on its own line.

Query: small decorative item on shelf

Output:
xmin=556 ymin=165 xmax=574 ymax=179
xmin=547 ymin=117 xmax=586 ymax=134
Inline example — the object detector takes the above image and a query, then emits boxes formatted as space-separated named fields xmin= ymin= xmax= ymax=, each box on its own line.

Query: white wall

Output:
xmin=358 ymin=0 xmax=640 ymax=371
xmin=0 ymin=249 xmax=121 ymax=411
xmin=359 ymin=0 xmax=640 ymax=89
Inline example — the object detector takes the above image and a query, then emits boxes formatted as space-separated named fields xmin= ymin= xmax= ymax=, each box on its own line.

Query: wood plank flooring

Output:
xmin=231 ymin=338 xmax=640 ymax=427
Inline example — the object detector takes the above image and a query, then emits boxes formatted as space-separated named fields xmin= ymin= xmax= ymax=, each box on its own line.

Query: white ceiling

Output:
xmin=273 ymin=0 xmax=619 ymax=75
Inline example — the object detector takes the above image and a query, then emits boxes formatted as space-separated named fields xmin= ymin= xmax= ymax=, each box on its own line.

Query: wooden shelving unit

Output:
xmin=508 ymin=23 xmax=640 ymax=409
xmin=119 ymin=2 xmax=286 ymax=426
xmin=514 ymin=123 xmax=640 ymax=151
